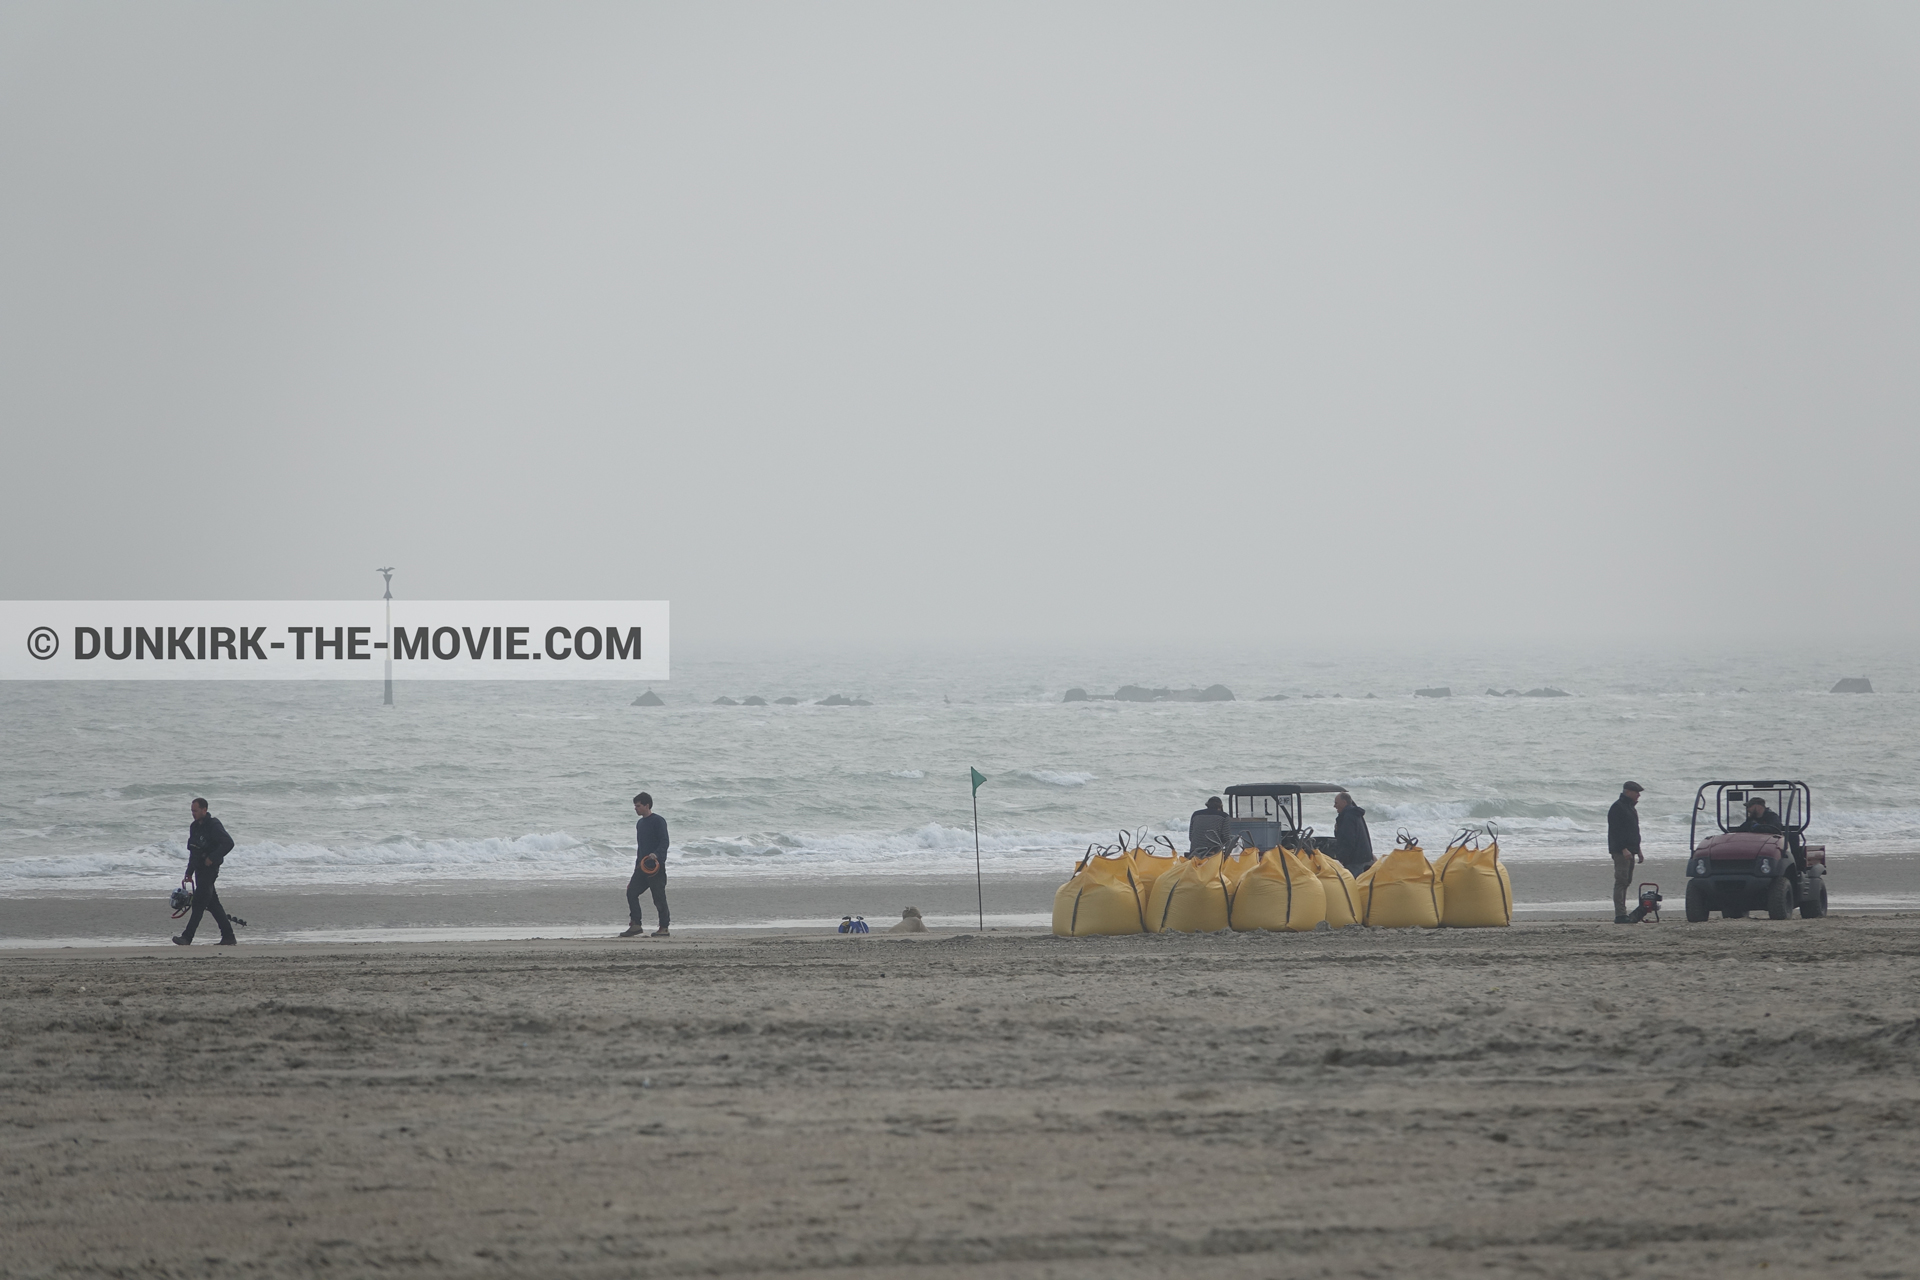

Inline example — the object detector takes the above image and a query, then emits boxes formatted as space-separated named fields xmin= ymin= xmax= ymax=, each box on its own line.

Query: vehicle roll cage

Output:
xmin=1223 ymin=783 xmax=1345 ymax=851
xmin=1688 ymin=780 xmax=1811 ymax=854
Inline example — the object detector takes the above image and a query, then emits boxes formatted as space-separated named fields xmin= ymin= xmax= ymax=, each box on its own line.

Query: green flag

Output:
xmin=970 ymin=767 xmax=987 ymax=794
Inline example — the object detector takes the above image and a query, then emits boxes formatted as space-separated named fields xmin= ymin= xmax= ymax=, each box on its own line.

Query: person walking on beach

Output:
xmin=1332 ymin=791 xmax=1374 ymax=876
xmin=620 ymin=792 xmax=671 ymax=938
xmin=1608 ymin=782 xmax=1644 ymax=924
xmin=174 ymin=798 xmax=237 ymax=946
xmin=1189 ymin=796 xmax=1231 ymax=856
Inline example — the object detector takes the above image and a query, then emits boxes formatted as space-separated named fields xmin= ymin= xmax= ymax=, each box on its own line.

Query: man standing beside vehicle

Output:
xmin=174 ymin=798 xmax=237 ymax=946
xmin=1332 ymin=791 xmax=1374 ymax=876
xmin=1188 ymin=796 xmax=1231 ymax=857
xmin=620 ymin=792 xmax=671 ymax=938
xmin=1608 ymin=782 xmax=1644 ymax=924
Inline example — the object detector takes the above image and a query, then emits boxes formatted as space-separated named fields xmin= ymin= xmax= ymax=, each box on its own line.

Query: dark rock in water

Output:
xmin=631 ymin=690 xmax=665 ymax=707
xmin=1258 ymin=694 xmax=1289 ymax=701
xmin=774 ymin=696 xmax=800 ymax=705
xmin=713 ymin=696 xmax=738 ymax=705
xmin=1486 ymin=688 xmax=1505 ymax=697
xmin=1113 ymin=684 xmax=1236 ymax=702
xmin=851 ymin=699 xmax=872 ymax=706
xmin=1063 ymin=688 xmax=1090 ymax=702
xmin=816 ymin=693 xmax=861 ymax=706
xmin=741 ymin=696 xmax=768 ymax=706
xmin=1831 ymin=677 xmax=1873 ymax=693
xmin=1365 ymin=693 xmax=1377 ymax=699
xmin=1415 ymin=687 xmax=1451 ymax=698
xmin=1522 ymin=687 xmax=1570 ymax=698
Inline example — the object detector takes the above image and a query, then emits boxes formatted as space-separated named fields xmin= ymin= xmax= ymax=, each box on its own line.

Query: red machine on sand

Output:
xmin=1685 ymin=780 xmax=1829 ymax=922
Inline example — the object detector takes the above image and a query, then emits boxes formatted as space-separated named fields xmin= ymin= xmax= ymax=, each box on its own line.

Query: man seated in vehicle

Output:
xmin=1734 ymin=795 xmax=1804 ymax=869
xmin=1188 ymin=796 xmax=1232 ymax=857
xmin=1734 ymin=796 xmax=1784 ymax=834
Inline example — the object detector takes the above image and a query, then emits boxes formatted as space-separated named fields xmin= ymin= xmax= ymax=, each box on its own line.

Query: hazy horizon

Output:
xmin=4 ymin=4 xmax=1917 ymax=648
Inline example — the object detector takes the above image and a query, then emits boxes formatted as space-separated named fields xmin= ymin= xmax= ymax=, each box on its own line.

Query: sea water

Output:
xmin=2 ymin=643 xmax=1915 ymax=939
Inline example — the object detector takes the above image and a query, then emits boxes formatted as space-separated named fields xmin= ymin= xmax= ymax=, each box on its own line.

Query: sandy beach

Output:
xmin=5 ymin=916 xmax=1919 ymax=1278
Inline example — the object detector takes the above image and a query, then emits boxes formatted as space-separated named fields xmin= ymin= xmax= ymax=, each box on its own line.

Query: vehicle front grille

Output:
xmin=1707 ymin=859 xmax=1758 ymax=876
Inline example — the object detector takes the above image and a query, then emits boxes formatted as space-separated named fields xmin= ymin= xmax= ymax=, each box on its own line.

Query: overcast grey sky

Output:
xmin=2 ymin=3 xmax=1915 ymax=648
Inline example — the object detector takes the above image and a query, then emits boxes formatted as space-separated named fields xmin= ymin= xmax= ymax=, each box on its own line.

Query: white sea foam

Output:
xmin=5 ymin=653 xmax=1920 ymax=917
xmin=1013 ymin=769 xmax=1096 ymax=787
xmin=0 ymin=832 xmax=600 ymax=895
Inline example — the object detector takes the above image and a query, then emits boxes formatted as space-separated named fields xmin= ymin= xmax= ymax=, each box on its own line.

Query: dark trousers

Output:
xmin=182 ymin=862 xmax=235 ymax=942
xmin=627 ymin=867 xmax=670 ymax=930
xmin=1612 ymin=850 xmax=1637 ymax=915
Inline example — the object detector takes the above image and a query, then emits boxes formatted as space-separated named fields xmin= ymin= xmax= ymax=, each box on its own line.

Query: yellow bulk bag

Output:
xmin=1146 ymin=854 xmax=1232 ymax=933
xmin=1220 ymin=846 xmax=1265 ymax=894
xmin=1354 ymin=840 xmax=1442 ymax=928
xmin=1230 ymin=848 xmax=1327 ymax=932
xmin=1309 ymin=852 xmax=1363 ymax=929
xmin=1434 ymin=833 xmax=1512 ymax=927
xmin=1051 ymin=852 xmax=1146 ymax=936
xmin=1128 ymin=843 xmax=1183 ymax=905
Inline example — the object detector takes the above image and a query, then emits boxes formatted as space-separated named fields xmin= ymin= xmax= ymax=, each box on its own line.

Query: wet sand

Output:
xmin=7 ymin=851 xmax=1919 ymax=946
xmin=4 ymin=917 xmax=1919 ymax=1278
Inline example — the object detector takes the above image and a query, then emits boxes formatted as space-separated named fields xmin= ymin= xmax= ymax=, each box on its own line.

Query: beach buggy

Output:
xmin=1684 ymin=780 xmax=1829 ymax=922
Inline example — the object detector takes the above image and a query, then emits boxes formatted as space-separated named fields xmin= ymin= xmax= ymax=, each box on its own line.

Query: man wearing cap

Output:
xmin=1735 ymin=795 xmax=1803 ymax=870
xmin=1188 ymin=796 xmax=1232 ymax=857
xmin=1607 ymin=782 xmax=1644 ymax=923
xmin=1734 ymin=796 xmax=1785 ymax=835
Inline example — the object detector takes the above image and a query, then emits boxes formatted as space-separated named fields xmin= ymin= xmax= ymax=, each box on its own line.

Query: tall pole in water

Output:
xmin=377 ymin=567 xmax=394 ymax=705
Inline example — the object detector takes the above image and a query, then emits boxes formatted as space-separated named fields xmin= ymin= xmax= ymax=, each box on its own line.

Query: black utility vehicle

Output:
xmin=1684 ymin=781 xmax=1829 ymax=922
xmin=1223 ymin=783 xmax=1345 ymax=852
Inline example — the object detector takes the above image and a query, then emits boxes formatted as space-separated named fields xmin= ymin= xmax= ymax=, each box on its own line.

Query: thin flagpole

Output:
xmin=973 ymin=786 xmax=983 ymax=932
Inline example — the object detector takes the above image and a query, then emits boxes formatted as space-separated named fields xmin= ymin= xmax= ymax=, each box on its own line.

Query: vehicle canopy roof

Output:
xmin=1224 ymin=783 xmax=1346 ymax=798
xmin=1689 ymin=779 xmax=1812 ymax=851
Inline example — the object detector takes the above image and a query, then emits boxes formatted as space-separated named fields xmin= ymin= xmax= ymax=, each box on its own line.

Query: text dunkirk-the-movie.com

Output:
xmin=1 ymin=602 xmax=669 ymax=681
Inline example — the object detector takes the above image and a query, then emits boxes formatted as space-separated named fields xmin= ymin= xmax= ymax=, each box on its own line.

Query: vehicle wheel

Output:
xmin=1767 ymin=877 xmax=1794 ymax=920
xmin=1685 ymin=879 xmax=1710 ymax=923
xmin=1802 ymin=884 xmax=1828 ymax=919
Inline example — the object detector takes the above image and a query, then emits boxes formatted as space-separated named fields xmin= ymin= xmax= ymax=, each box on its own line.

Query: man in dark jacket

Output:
xmin=1607 ymin=782 xmax=1644 ymax=923
xmin=1735 ymin=795 xmax=1803 ymax=869
xmin=1188 ymin=797 xmax=1231 ymax=856
xmin=1734 ymin=796 xmax=1784 ymax=834
xmin=620 ymin=792 xmax=671 ymax=938
xmin=1332 ymin=791 xmax=1374 ymax=876
xmin=174 ymin=797 xmax=237 ymax=946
